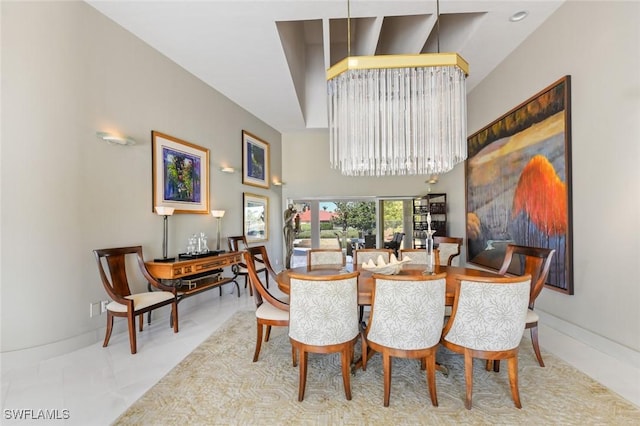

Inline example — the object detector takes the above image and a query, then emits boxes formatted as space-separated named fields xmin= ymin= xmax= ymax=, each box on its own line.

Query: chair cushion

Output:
xmin=526 ymin=308 xmax=538 ymax=324
xmin=107 ymin=291 xmax=175 ymax=313
xmin=256 ymin=302 xmax=289 ymax=321
xmin=236 ymin=265 xmax=266 ymax=274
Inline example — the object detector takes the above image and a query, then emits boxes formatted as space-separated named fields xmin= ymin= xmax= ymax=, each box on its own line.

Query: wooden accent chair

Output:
xmin=441 ymin=273 xmax=531 ymax=409
xmin=433 ymin=236 xmax=463 ymax=266
xmin=244 ymin=247 xmax=293 ymax=364
xmin=93 ymin=246 xmax=178 ymax=354
xmin=307 ymin=248 xmax=345 ymax=267
xmin=353 ymin=248 xmax=393 ymax=267
xmin=288 ymin=271 xmax=360 ymax=401
xmin=362 ymin=272 xmax=447 ymax=407
xmin=497 ymin=244 xmax=555 ymax=368
xmin=228 ymin=235 xmax=268 ymax=296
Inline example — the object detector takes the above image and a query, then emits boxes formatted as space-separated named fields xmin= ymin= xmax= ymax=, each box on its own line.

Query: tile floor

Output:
xmin=2 ymin=265 xmax=639 ymax=425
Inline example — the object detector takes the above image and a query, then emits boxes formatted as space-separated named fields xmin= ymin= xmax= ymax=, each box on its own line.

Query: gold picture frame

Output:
xmin=242 ymin=130 xmax=270 ymax=189
xmin=152 ymin=131 xmax=210 ymax=214
xmin=243 ymin=192 xmax=269 ymax=243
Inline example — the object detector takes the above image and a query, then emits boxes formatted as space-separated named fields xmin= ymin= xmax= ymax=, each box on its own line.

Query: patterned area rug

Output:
xmin=116 ymin=311 xmax=639 ymax=425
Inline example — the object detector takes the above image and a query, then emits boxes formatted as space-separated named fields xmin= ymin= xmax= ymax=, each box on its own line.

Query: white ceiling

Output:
xmin=87 ymin=0 xmax=565 ymax=134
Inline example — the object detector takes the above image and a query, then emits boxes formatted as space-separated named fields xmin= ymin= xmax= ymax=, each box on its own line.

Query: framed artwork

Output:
xmin=152 ymin=131 xmax=210 ymax=214
xmin=243 ymin=192 xmax=269 ymax=243
xmin=242 ymin=130 xmax=270 ymax=189
xmin=466 ymin=76 xmax=573 ymax=294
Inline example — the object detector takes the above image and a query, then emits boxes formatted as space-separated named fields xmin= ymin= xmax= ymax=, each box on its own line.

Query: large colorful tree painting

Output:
xmin=466 ymin=76 xmax=573 ymax=294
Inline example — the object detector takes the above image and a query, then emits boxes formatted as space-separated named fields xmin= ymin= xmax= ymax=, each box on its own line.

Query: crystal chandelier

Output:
xmin=327 ymin=1 xmax=469 ymax=177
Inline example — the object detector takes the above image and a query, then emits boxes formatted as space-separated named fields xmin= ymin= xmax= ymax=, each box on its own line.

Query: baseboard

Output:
xmin=1 ymin=290 xmax=220 ymax=372
xmin=537 ymin=308 xmax=640 ymax=370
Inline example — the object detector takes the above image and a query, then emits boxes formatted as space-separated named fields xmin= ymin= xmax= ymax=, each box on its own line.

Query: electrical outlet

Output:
xmin=100 ymin=300 xmax=109 ymax=314
xmin=89 ymin=302 xmax=100 ymax=318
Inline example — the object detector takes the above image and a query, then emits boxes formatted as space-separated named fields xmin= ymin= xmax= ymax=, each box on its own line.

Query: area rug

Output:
xmin=116 ymin=311 xmax=639 ymax=425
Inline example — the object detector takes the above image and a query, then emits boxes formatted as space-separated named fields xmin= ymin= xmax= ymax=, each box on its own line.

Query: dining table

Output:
xmin=276 ymin=263 xmax=505 ymax=306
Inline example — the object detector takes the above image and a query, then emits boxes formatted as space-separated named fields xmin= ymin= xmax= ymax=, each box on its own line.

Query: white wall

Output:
xmin=467 ymin=0 xmax=639 ymax=354
xmin=0 ymin=1 xmax=282 ymax=356
xmin=283 ymin=1 xmax=640 ymax=356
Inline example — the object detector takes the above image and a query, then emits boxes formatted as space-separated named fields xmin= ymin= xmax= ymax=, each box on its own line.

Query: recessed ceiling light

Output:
xmin=510 ymin=10 xmax=529 ymax=22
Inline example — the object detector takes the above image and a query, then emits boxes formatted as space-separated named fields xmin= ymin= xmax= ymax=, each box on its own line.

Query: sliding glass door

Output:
xmin=289 ymin=197 xmax=413 ymax=266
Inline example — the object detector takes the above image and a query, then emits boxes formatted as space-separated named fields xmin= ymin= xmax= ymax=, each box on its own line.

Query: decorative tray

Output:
xmin=178 ymin=250 xmax=224 ymax=260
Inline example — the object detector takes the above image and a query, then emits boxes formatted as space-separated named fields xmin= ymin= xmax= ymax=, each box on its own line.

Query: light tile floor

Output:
xmin=2 ymin=266 xmax=639 ymax=425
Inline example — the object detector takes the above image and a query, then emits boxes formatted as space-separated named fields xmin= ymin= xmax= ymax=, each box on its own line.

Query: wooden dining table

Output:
xmin=276 ymin=263 xmax=504 ymax=306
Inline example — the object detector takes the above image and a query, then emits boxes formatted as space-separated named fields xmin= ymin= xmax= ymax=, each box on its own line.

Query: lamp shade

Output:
xmin=155 ymin=206 xmax=175 ymax=216
xmin=211 ymin=210 xmax=226 ymax=218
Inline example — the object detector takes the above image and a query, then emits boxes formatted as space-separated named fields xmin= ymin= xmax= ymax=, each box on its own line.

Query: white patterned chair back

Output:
xmin=307 ymin=249 xmax=345 ymax=266
xmin=367 ymin=274 xmax=446 ymax=350
xmin=444 ymin=276 xmax=531 ymax=351
xmin=354 ymin=249 xmax=392 ymax=267
xmin=437 ymin=243 xmax=461 ymax=266
xmin=399 ymin=249 xmax=429 ymax=265
xmin=288 ymin=273 xmax=359 ymax=346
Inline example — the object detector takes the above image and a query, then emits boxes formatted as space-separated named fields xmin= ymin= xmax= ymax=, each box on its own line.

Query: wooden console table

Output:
xmin=145 ymin=251 xmax=243 ymax=301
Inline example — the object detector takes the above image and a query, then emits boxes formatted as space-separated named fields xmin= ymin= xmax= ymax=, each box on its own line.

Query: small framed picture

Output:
xmin=242 ymin=130 xmax=270 ymax=189
xmin=152 ymin=131 xmax=209 ymax=214
xmin=243 ymin=192 xmax=269 ymax=243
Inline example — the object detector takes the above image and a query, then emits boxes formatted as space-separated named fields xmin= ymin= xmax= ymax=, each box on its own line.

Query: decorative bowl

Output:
xmin=361 ymin=255 xmax=412 ymax=275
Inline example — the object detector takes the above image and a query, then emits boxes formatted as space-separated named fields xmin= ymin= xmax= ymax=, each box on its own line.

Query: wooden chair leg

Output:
xmin=341 ymin=344 xmax=353 ymax=401
xmin=530 ymin=325 xmax=545 ymax=367
xmin=138 ymin=313 xmax=144 ymax=332
xmin=298 ymin=350 xmax=308 ymax=402
xmin=292 ymin=345 xmax=297 ymax=367
xmin=127 ymin=312 xmax=137 ymax=354
xmin=172 ymin=302 xmax=179 ymax=333
xmin=103 ymin=311 xmax=114 ymax=347
xmin=382 ymin=352 xmax=392 ymax=407
xmin=425 ymin=353 xmax=438 ymax=407
xmin=253 ymin=322 xmax=263 ymax=362
xmin=361 ymin=335 xmax=369 ymax=371
xmin=245 ymin=276 xmax=253 ymax=296
xmin=507 ymin=356 xmax=522 ymax=408
xmin=464 ymin=350 xmax=473 ymax=409
xmin=265 ymin=325 xmax=272 ymax=342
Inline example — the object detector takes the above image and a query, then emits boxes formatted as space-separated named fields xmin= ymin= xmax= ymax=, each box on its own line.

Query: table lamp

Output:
xmin=211 ymin=210 xmax=226 ymax=251
xmin=154 ymin=206 xmax=175 ymax=262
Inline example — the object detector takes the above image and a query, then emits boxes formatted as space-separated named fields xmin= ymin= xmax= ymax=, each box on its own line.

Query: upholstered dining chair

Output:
xmin=354 ymin=248 xmax=393 ymax=267
xmin=244 ymin=247 xmax=293 ymax=364
xmin=441 ymin=273 xmax=532 ymax=409
xmin=307 ymin=248 xmax=345 ymax=267
xmin=398 ymin=248 xmax=441 ymax=266
xmin=93 ymin=246 xmax=179 ymax=354
xmin=497 ymin=244 xmax=555 ymax=368
xmin=362 ymin=272 xmax=447 ymax=407
xmin=288 ymin=271 xmax=360 ymax=402
xmin=433 ymin=236 xmax=463 ymax=266
xmin=228 ymin=235 xmax=268 ymax=296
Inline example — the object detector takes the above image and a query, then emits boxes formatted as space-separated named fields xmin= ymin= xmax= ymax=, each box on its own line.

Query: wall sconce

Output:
xmin=220 ymin=166 xmax=236 ymax=174
xmin=154 ymin=206 xmax=175 ymax=262
xmin=211 ymin=210 xmax=226 ymax=251
xmin=96 ymin=131 xmax=136 ymax=146
xmin=273 ymin=180 xmax=285 ymax=186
